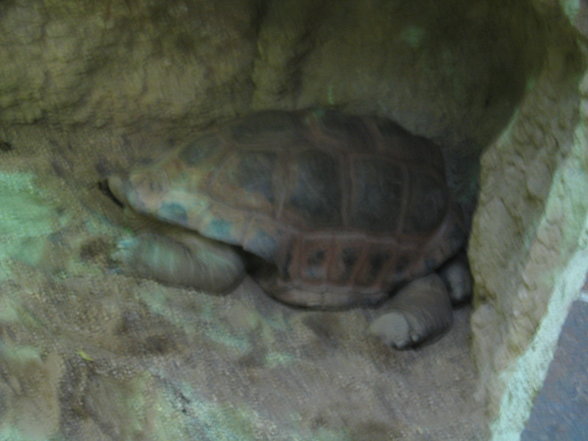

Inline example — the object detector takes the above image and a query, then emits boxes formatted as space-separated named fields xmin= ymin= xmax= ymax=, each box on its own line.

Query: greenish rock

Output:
xmin=0 ymin=172 xmax=64 ymax=279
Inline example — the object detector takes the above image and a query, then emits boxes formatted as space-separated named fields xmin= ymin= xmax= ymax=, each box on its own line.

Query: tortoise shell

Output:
xmin=116 ymin=109 xmax=465 ymax=299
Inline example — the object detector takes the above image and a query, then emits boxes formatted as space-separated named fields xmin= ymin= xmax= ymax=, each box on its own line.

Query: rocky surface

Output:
xmin=468 ymin=4 xmax=588 ymax=438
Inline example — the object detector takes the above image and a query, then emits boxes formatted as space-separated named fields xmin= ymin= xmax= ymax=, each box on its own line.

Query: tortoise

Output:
xmin=104 ymin=108 xmax=471 ymax=349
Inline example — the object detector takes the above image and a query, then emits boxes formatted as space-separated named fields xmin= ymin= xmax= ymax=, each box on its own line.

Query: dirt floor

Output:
xmin=0 ymin=125 xmax=487 ymax=441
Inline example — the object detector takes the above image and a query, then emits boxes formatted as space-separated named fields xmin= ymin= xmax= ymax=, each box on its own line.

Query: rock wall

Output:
xmin=0 ymin=0 xmax=545 ymax=209
xmin=1 ymin=0 xmax=535 ymax=134
xmin=469 ymin=2 xmax=588 ymax=439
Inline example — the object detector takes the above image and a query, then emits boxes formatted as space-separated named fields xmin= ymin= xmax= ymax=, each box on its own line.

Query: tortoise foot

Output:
xmin=369 ymin=274 xmax=453 ymax=349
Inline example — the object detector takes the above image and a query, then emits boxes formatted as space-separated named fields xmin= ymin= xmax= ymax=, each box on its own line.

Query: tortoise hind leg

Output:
xmin=115 ymin=229 xmax=246 ymax=293
xmin=368 ymin=274 xmax=453 ymax=349
xmin=439 ymin=252 xmax=473 ymax=305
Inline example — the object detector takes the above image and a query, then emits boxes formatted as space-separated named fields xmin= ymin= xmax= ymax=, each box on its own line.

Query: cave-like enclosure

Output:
xmin=0 ymin=1 xmax=586 ymax=440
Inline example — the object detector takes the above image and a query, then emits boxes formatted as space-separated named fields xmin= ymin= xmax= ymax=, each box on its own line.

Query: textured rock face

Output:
xmin=0 ymin=0 xmax=545 ymax=211
xmin=0 ymin=1 xmax=260 ymax=125
xmin=0 ymin=0 xmax=535 ymax=133
xmin=0 ymin=0 xmax=586 ymax=440
xmin=469 ymin=3 xmax=588 ymax=438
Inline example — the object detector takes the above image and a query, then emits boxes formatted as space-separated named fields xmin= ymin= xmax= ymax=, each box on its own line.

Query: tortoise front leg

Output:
xmin=115 ymin=229 xmax=246 ymax=293
xmin=368 ymin=274 xmax=453 ymax=349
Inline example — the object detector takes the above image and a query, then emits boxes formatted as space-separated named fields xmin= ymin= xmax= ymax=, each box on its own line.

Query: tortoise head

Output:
xmin=100 ymin=173 xmax=146 ymax=210
xmin=101 ymin=167 xmax=180 ymax=224
xmin=103 ymin=175 xmax=129 ymax=208
xmin=101 ymin=171 xmax=163 ymax=213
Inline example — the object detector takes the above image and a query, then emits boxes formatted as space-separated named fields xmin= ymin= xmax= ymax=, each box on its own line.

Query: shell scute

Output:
xmin=282 ymin=149 xmax=342 ymax=228
xmin=179 ymin=134 xmax=221 ymax=166
xmin=402 ymin=171 xmax=447 ymax=234
xmin=209 ymin=149 xmax=278 ymax=214
xmin=349 ymin=158 xmax=404 ymax=232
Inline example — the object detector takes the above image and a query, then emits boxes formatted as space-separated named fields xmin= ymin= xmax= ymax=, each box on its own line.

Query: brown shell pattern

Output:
xmin=122 ymin=109 xmax=465 ymax=292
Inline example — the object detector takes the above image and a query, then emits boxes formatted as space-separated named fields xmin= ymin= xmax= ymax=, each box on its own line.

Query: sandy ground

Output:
xmin=0 ymin=124 xmax=487 ymax=441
